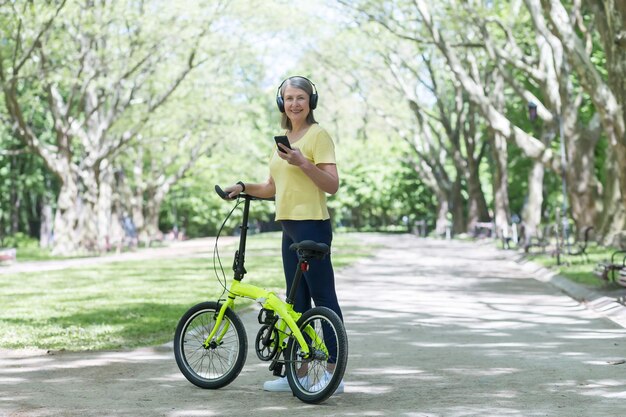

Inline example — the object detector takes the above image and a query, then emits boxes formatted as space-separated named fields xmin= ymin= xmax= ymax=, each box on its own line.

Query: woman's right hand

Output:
xmin=223 ymin=182 xmax=244 ymax=199
xmin=222 ymin=178 xmax=275 ymax=200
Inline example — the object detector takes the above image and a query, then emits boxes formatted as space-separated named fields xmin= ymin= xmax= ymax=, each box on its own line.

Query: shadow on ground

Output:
xmin=1 ymin=235 xmax=625 ymax=417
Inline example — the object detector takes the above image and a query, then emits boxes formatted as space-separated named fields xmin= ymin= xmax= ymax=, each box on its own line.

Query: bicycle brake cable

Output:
xmin=213 ymin=196 xmax=243 ymax=298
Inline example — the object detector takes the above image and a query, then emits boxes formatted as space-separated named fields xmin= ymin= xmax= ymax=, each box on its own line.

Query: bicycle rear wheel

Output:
xmin=174 ymin=301 xmax=247 ymax=389
xmin=285 ymin=306 xmax=348 ymax=404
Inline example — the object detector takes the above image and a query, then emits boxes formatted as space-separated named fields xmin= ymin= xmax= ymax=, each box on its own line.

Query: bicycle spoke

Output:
xmin=174 ymin=302 xmax=247 ymax=388
xmin=285 ymin=307 xmax=348 ymax=403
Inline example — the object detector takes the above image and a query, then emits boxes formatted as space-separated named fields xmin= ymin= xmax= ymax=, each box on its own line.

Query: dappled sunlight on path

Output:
xmin=1 ymin=234 xmax=625 ymax=416
xmin=334 ymin=235 xmax=626 ymax=416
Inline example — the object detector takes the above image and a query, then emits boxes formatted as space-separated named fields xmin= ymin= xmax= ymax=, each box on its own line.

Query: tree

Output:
xmin=538 ymin=0 xmax=626 ymax=243
xmin=473 ymin=1 xmax=602 ymax=240
xmin=0 ymin=0 xmax=226 ymax=253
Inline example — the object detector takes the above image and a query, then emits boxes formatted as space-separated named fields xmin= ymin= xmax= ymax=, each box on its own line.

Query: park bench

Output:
xmin=593 ymin=250 xmax=626 ymax=282
xmin=0 ymin=248 xmax=16 ymax=265
xmin=523 ymin=224 xmax=554 ymax=254
xmin=473 ymin=222 xmax=494 ymax=238
xmin=563 ymin=226 xmax=593 ymax=261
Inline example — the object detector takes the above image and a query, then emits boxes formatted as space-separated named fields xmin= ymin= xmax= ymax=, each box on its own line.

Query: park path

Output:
xmin=1 ymin=234 xmax=626 ymax=417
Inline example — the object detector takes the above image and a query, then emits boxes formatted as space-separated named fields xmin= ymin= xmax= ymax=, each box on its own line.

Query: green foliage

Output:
xmin=0 ymin=232 xmax=35 ymax=249
xmin=330 ymin=139 xmax=436 ymax=231
xmin=0 ymin=125 xmax=56 ymax=245
xmin=1 ymin=0 xmax=623 ymax=251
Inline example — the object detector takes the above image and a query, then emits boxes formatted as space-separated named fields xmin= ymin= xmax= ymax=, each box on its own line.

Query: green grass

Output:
xmin=13 ymin=246 xmax=79 ymax=262
xmin=522 ymin=242 xmax=625 ymax=288
xmin=0 ymin=232 xmax=378 ymax=351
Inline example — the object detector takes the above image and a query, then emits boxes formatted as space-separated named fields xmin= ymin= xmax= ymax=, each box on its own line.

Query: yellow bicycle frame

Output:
xmin=203 ymin=189 xmax=330 ymax=362
xmin=203 ymin=280 xmax=329 ymax=359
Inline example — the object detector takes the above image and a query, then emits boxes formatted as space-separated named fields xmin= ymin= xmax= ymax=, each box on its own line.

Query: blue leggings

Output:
xmin=280 ymin=219 xmax=343 ymax=322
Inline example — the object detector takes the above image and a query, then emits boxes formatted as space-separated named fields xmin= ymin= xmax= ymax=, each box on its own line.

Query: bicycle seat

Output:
xmin=289 ymin=240 xmax=330 ymax=259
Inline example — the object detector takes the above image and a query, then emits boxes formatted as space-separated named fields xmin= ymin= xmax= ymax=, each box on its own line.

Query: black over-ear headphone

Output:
xmin=276 ymin=76 xmax=318 ymax=113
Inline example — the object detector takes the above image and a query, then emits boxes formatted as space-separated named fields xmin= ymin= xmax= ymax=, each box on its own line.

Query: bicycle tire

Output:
xmin=285 ymin=306 xmax=348 ymax=404
xmin=174 ymin=301 xmax=247 ymax=389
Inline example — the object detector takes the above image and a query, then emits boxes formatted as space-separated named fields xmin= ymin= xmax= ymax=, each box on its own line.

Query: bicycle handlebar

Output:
xmin=215 ymin=184 xmax=274 ymax=202
xmin=214 ymin=184 xmax=233 ymax=200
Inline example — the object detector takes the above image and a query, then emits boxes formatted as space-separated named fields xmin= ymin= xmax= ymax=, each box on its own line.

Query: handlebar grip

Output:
xmin=215 ymin=185 xmax=232 ymax=200
xmin=215 ymin=184 xmax=275 ymax=202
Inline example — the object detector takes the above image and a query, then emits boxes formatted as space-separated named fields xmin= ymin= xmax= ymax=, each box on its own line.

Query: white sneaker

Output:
xmin=263 ymin=377 xmax=290 ymax=392
xmin=309 ymin=370 xmax=344 ymax=394
xmin=263 ymin=375 xmax=312 ymax=392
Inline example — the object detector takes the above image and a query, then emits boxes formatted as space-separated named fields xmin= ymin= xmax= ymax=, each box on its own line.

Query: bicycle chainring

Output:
xmin=255 ymin=324 xmax=279 ymax=361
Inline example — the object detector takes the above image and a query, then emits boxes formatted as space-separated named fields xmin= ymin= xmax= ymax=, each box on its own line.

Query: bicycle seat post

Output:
xmin=234 ymin=196 xmax=252 ymax=281
xmin=285 ymin=258 xmax=307 ymax=305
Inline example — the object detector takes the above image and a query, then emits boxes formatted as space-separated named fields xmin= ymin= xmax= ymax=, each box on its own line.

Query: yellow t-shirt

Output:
xmin=270 ymin=124 xmax=336 ymax=220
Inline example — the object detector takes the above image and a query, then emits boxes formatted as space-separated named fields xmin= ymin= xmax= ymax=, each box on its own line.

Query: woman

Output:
xmin=222 ymin=76 xmax=344 ymax=394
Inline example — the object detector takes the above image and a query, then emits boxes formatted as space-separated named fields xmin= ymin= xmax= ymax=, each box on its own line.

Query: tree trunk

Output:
xmin=143 ymin=190 xmax=164 ymax=245
xmin=564 ymin=119 xmax=600 ymax=233
xmin=9 ymin=185 xmax=20 ymax=235
xmin=52 ymin=177 xmax=81 ymax=255
xmin=464 ymin=109 xmax=490 ymax=231
xmin=596 ymin=148 xmax=626 ymax=245
xmin=435 ymin=191 xmax=451 ymax=238
xmin=609 ymin=24 xmax=626 ymax=216
xmin=39 ymin=198 xmax=54 ymax=249
xmin=466 ymin=170 xmax=490 ymax=231
xmin=451 ymin=174 xmax=465 ymax=234
xmin=9 ymin=154 xmax=20 ymax=234
xmin=489 ymin=72 xmax=510 ymax=238
xmin=97 ymin=160 xmax=114 ymax=252
xmin=77 ymin=170 xmax=100 ymax=253
xmin=588 ymin=0 xmax=626 ymax=147
xmin=616 ymin=142 xmax=626 ymax=212
xmin=491 ymin=131 xmax=510 ymax=238
xmin=522 ymin=160 xmax=545 ymax=245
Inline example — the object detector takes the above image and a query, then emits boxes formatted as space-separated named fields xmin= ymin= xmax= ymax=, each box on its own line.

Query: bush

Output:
xmin=0 ymin=232 xmax=39 ymax=248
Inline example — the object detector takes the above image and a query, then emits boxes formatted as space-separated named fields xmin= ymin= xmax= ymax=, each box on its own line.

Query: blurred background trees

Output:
xmin=1 ymin=0 xmax=624 ymax=254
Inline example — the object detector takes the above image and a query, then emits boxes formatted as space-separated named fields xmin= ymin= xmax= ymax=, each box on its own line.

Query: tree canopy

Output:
xmin=1 ymin=0 xmax=624 ymax=253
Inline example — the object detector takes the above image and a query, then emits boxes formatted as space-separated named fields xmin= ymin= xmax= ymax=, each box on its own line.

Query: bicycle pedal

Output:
xmin=271 ymin=362 xmax=284 ymax=377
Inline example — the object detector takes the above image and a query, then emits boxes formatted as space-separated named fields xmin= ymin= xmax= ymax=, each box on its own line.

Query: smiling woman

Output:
xmin=219 ymin=75 xmax=347 ymax=393
xmin=276 ymin=76 xmax=319 ymax=131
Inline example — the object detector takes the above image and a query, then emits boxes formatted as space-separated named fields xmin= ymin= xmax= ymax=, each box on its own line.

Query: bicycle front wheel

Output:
xmin=174 ymin=301 xmax=247 ymax=389
xmin=285 ymin=306 xmax=348 ymax=404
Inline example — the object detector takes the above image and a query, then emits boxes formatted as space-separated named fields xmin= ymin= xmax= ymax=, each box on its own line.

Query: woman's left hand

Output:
xmin=277 ymin=144 xmax=308 ymax=168
xmin=277 ymin=142 xmax=338 ymax=194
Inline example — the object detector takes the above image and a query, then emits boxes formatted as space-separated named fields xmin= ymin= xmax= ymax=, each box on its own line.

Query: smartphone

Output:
xmin=274 ymin=135 xmax=292 ymax=153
